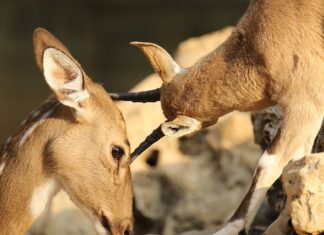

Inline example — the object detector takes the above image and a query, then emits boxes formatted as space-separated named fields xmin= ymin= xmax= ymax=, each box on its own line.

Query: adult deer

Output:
xmin=0 ymin=28 xmax=133 ymax=235
xmin=111 ymin=0 xmax=324 ymax=234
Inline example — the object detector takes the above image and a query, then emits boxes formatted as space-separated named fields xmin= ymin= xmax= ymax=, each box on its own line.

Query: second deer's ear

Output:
xmin=131 ymin=41 xmax=183 ymax=84
xmin=161 ymin=116 xmax=202 ymax=138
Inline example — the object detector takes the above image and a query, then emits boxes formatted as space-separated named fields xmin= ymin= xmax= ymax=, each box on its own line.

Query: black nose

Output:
xmin=124 ymin=228 xmax=131 ymax=235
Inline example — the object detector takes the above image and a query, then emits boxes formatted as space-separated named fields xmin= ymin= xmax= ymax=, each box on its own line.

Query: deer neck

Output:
xmin=176 ymin=0 xmax=323 ymax=121
xmin=168 ymin=42 xmax=273 ymax=124
xmin=0 ymin=98 xmax=70 ymax=234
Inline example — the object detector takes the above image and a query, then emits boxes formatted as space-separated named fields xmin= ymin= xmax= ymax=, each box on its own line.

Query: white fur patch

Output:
xmin=21 ymin=119 xmax=27 ymax=126
xmin=93 ymin=220 xmax=110 ymax=235
xmin=68 ymin=89 xmax=90 ymax=103
xmin=0 ymin=162 xmax=5 ymax=175
xmin=19 ymin=108 xmax=54 ymax=147
xmin=29 ymin=178 xmax=58 ymax=219
xmin=243 ymin=151 xmax=283 ymax=230
xmin=259 ymin=151 xmax=277 ymax=168
xmin=162 ymin=116 xmax=202 ymax=138
xmin=31 ymin=110 xmax=40 ymax=118
xmin=43 ymin=48 xmax=82 ymax=91
xmin=213 ymin=219 xmax=244 ymax=235
xmin=5 ymin=136 xmax=12 ymax=145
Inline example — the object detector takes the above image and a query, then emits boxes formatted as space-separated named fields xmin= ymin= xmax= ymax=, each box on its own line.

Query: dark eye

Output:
xmin=112 ymin=146 xmax=124 ymax=160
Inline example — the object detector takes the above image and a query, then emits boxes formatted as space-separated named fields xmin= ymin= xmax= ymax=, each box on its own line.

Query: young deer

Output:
xmin=112 ymin=0 xmax=324 ymax=234
xmin=0 ymin=28 xmax=133 ymax=235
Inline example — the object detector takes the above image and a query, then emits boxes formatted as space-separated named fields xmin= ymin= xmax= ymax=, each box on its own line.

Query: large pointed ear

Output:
xmin=130 ymin=41 xmax=183 ymax=84
xmin=33 ymin=28 xmax=89 ymax=111
xmin=161 ymin=116 xmax=202 ymax=138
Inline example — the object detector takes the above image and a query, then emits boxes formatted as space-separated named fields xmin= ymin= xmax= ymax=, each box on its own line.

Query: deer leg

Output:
xmin=263 ymin=202 xmax=292 ymax=235
xmin=213 ymin=107 xmax=323 ymax=235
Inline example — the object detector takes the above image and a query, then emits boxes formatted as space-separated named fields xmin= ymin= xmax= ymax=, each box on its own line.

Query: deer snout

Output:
xmin=100 ymin=213 xmax=133 ymax=235
xmin=111 ymin=219 xmax=133 ymax=235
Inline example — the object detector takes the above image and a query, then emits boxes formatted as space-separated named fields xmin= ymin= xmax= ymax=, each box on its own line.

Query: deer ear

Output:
xmin=130 ymin=41 xmax=183 ymax=84
xmin=33 ymin=28 xmax=73 ymax=72
xmin=161 ymin=116 xmax=202 ymax=138
xmin=33 ymin=28 xmax=89 ymax=111
xmin=42 ymin=48 xmax=89 ymax=111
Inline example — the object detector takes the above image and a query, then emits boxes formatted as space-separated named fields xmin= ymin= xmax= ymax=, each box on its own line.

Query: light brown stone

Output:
xmin=283 ymin=153 xmax=324 ymax=235
xmin=252 ymin=106 xmax=324 ymax=235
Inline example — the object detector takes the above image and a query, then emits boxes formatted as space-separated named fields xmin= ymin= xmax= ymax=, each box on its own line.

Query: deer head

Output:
xmin=114 ymin=42 xmax=233 ymax=160
xmin=114 ymin=32 xmax=272 ymax=161
xmin=32 ymin=28 xmax=133 ymax=235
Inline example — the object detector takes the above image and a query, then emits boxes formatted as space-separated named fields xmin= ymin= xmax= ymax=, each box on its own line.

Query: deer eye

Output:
xmin=111 ymin=146 xmax=124 ymax=160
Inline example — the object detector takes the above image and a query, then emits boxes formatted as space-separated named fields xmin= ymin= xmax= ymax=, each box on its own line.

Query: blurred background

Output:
xmin=0 ymin=0 xmax=249 ymax=143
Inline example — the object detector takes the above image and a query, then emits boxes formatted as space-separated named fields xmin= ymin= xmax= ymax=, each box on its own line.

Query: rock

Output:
xmin=251 ymin=106 xmax=283 ymax=151
xmin=283 ymin=153 xmax=324 ymax=235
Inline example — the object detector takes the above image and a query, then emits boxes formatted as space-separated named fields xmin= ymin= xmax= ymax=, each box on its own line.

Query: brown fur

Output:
xmin=0 ymin=28 xmax=133 ymax=235
xmin=159 ymin=0 xmax=323 ymax=125
xmin=133 ymin=0 xmax=324 ymax=233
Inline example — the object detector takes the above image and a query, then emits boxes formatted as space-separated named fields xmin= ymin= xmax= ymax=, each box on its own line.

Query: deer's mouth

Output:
xmin=98 ymin=211 xmax=133 ymax=235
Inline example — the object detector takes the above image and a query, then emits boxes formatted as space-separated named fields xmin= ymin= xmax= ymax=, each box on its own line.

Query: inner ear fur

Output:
xmin=130 ymin=41 xmax=182 ymax=84
xmin=161 ymin=116 xmax=202 ymax=138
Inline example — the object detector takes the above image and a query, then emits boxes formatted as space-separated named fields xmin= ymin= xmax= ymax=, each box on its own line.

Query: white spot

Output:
xmin=213 ymin=219 xmax=244 ymax=235
xmin=0 ymin=162 xmax=5 ymax=175
xmin=161 ymin=116 xmax=202 ymax=138
xmin=19 ymin=109 xmax=54 ymax=147
xmin=173 ymin=63 xmax=185 ymax=74
xmin=21 ymin=119 xmax=27 ymax=126
xmin=68 ymin=89 xmax=90 ymax=103
xmin=243 ymin=152 xmax=284 ymax=230
xmin=29 ymin=178 xmax=58 ymax=219
xmin=291 ymin=146 xmax=305 ymax=161
xmin=31 ymin=110 xmax=40 ymax=118
xmin=63 ymin=78 xmax=90 ymax=103
xmin=43 ymin=48 xmax=82 ymax=91
xmin=93 ymin=220 xmax=110 ymax=235
xmin=259 ymin=151 xmax=277 ymax=168
xmin=5 ymin=136 xmax=12 ymax=145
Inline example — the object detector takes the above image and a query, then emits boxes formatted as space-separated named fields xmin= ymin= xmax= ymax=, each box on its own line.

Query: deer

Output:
xmin=111 ymin=0 xmax=324 ymax=234
xmin=0 ymin=28 xmax=134 ymax=235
